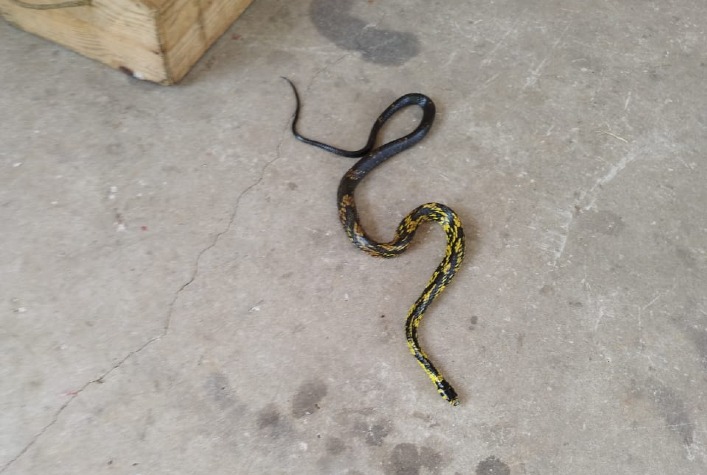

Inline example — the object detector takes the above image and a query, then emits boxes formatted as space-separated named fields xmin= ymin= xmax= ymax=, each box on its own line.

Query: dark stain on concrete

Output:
xmin=326 ymin=436 xmax=347 ymax=455
xmin=205 ymin=372 xmax=237 ymax=409
xmin=689 ymin=327 xmax=707 ymax=369
xmin=383 ymin=443 xmax=443 ymax=475
xmin=539 ymin=284 xmax=554 ymax=296
xmin=411 ymin=411 xmax=440 ymax=428
xmin=256 ymin=403 xmax=291 ymax=439
xmin=646 ymin=379 xmax=695 ymax=445
xmin=629 ymin=378 xmax=695 ymax=446
xmin=292 ymin=378 xmax=328 ymax=418
xmin=675 ymin=246 xmax=697 ymax=269
xmin=309 ymin=0 xmax=419 ymax=65
xmin=476 ymin=455 xmax=511 ymax=475
xmin=469 ymin=315 xmax=479 ymax=330
xmin=257 ymin=404 xmax=281 ymax=430
xmin=353 ymin=418 xmax=392 ymax=446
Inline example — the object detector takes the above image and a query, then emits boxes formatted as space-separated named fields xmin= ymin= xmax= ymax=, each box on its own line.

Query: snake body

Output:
xmin=285 ymin=79 xmax=465 ymax=405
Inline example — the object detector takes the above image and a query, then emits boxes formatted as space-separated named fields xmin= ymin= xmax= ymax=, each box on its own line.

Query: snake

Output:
xmin=284 ymin=78 xmax=465 ymax=406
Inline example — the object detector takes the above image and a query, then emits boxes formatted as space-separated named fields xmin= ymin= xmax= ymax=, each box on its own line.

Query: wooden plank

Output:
xmin=0 ymin=0 xmax=255 ymax=84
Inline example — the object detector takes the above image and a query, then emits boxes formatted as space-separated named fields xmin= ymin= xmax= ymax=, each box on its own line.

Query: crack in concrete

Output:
xmin=163 ymin=130 xmax=289 ymax=332
xmin=0 ymin=118 xmax=291 ymax=474
xmin=0 ymin=335 xmax=158 ymax=473
xmin=547 ymin=143 xmax=636 ymax=269
xmin=580 ymin=150 xmax=637 ymax=212
xmin=303 ymin=52 xmax=351 ymax=95
xmin=549 ymin=207 xmax=575 ymax=268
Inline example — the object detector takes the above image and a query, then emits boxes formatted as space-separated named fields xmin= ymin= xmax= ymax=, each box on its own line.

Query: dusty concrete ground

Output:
xmin=2 ymin=1 xmax=706 ymax=474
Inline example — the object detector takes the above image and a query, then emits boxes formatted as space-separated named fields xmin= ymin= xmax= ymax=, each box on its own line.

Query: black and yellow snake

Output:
xmin=284 ymin=78 xmax=465 ymax=405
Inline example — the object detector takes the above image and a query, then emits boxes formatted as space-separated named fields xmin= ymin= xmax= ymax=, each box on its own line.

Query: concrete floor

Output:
xmin=1 ymin=1 xmax=706 ymax=474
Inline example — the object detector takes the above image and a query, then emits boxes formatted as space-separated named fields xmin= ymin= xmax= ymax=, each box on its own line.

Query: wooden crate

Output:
xmin=0 ymin=0 xmax=254 ymax=84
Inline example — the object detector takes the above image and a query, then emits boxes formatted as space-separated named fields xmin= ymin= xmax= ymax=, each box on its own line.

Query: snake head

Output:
xmin=436 ymin=380 xmax=459 ymax=406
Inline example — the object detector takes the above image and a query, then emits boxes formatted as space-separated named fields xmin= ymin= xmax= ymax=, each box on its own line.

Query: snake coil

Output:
xmin=284 ymin=78 xmax=465 ymax=405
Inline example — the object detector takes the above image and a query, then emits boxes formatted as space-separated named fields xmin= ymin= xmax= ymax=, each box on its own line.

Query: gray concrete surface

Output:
xmin=1 ymin=1 xmax=706 ymax=474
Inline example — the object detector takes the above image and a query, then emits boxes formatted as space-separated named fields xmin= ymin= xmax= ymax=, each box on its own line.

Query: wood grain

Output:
xmin=0 ymin=0 xmax=254 ymax=84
